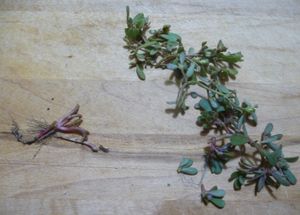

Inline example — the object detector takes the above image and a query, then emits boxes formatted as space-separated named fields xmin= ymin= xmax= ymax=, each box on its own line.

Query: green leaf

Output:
xmin=263 ymin=134 xmax=283 ymax=143
xmin=227 ymin=68 xmax=238 ymax=76
xmin=265 ymin=146 xmax=282 ymax=166
xmin=238 ymin=176 xmax=245 ymax=185
xmin=237 ymin=115 xmax=245 ymax=129
xmin=209 ymin=98 xmax=219 ymax=109
xmin=136 ymin=64 xmax=145 ymax=80
xmin=251 ymin=112 xmax=257 ymax=124
xmin=265 ymin=153 xmax=279 ymax=166
xmin=149 ymin=49 xmax=157 ymax=56
xmin=166 ymin=40 xmax=179 ymax=51
xmin=277 ymin=159 xmax=289 ymax=169
xmin=263 ymin=123 xmax=273 ymax=136
xmin=228 ymin=171 xmax=240 ymax=182
xmin=210 ymin=197 xmax=225 ymax=209
xmin=242 ymin=124 xmax=248 ymax=136
xmin=234 ymin=97 xmax=240 ymax=106
xmin=188 ymin=47 xmax=195 ymax=55
xmin=178 ymin=158 xmax=193 ymax=169
xmin=233 ymin=179 xmax=241 ymax=190
xmin=186 ymin=62 xmax=196 ymax=78
xmin=204 ymin=50 xmax=214 ymax=58
xmin=208 ymin=186 xmax=218 ymax=191
xmin=136 ymin=53 xmax=145 ymax=61
xmin=217 ymin=84 xmax=230 ymax=94
xmin=161 ymin=33 xmax=181 ymax=42
xmin=284 ymin=156 xmax=299 ymax=163
xmin=179 ymin=52 xmax=186 ymax=64
xmin=126 ymin=6 xmax=130 ymax=22
xmin=178 ymin=167 xmax=198 ymax=175
xmin=166 ymin=63 xmax=177 ymax=70
xmin=199 ymin=58 xmax=209 ymax=65
xmin=209 ymin=189 xmax=225 ymax=198
xmin=243 ymin=106 xmax=255 ymax=114
xmin=202 ymin=41 xmax=207 ymax=46
xmin=230 ymin=133 xmax=248 ymax=146
xmin=211 ymin=159 xmax=222 ymax=174
xmin=125 ymin=28 xmax=140 ymax=41
xmin=217 ymin=40 xmax=227 ymax=52
xmin=168 ymin=32 xmax=181 ymax=41
xmin=272 ymin=171 xmax=290 ymax=186
xmin=216 ymin=106 xmax=225 ymax=112
xmin=256 ymin=175 xmax=265 ymax=193
xmin=283 ymin=169 xmax=297 ymax=185
xmin=139 ymin=41 xmax=158 ymax=48
xmin=133 ymin=13 xmax=145 ymax=28
xmin=219 ymin=52 xmax=243 ymax=63
xmin=199 ymin=99 xmax=212 ymax=112
xmin=263 ymin=142 xmax=279 ymax=151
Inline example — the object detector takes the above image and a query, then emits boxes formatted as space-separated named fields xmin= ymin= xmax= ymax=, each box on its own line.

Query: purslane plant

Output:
xmin=123 ymin=7 xmax=298 ymax=209
xmin=11 ymin=104 xmax=109 ymax=153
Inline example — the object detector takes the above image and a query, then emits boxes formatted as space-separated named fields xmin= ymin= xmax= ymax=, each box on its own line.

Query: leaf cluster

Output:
xmin=177 ymin=158 xmax=198 ymax=175
xmin=201 ymin=185 xmax=226 ymax=209
xmin=124 ymin=7 xmax=298 ymax=209
xmin=228 ymin=123 xmax=298 ymax=195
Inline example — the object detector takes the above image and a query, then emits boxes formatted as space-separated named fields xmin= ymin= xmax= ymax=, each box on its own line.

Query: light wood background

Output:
xmin=0 ymin=0 xmax=299 ymax=214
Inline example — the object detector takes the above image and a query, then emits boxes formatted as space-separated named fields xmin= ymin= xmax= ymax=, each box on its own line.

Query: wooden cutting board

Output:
xmin=0 ymin=1 xmax=299 ymax=214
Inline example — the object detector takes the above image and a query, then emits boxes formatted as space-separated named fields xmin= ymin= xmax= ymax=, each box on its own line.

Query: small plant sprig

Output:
xmin=11 ymin=104 xmax=109 ymax=153
xmin=201 ymin=185 xmax=225 ymax=209
xmin=123 ymin=7 xmax=298 ymax=209
xmin=177 ymin=158 xmax=198 ymax=175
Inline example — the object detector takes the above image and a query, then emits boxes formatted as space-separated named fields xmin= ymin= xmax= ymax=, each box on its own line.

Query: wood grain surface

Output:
xmin=0 ymin=0 xmax=299 ymax=214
